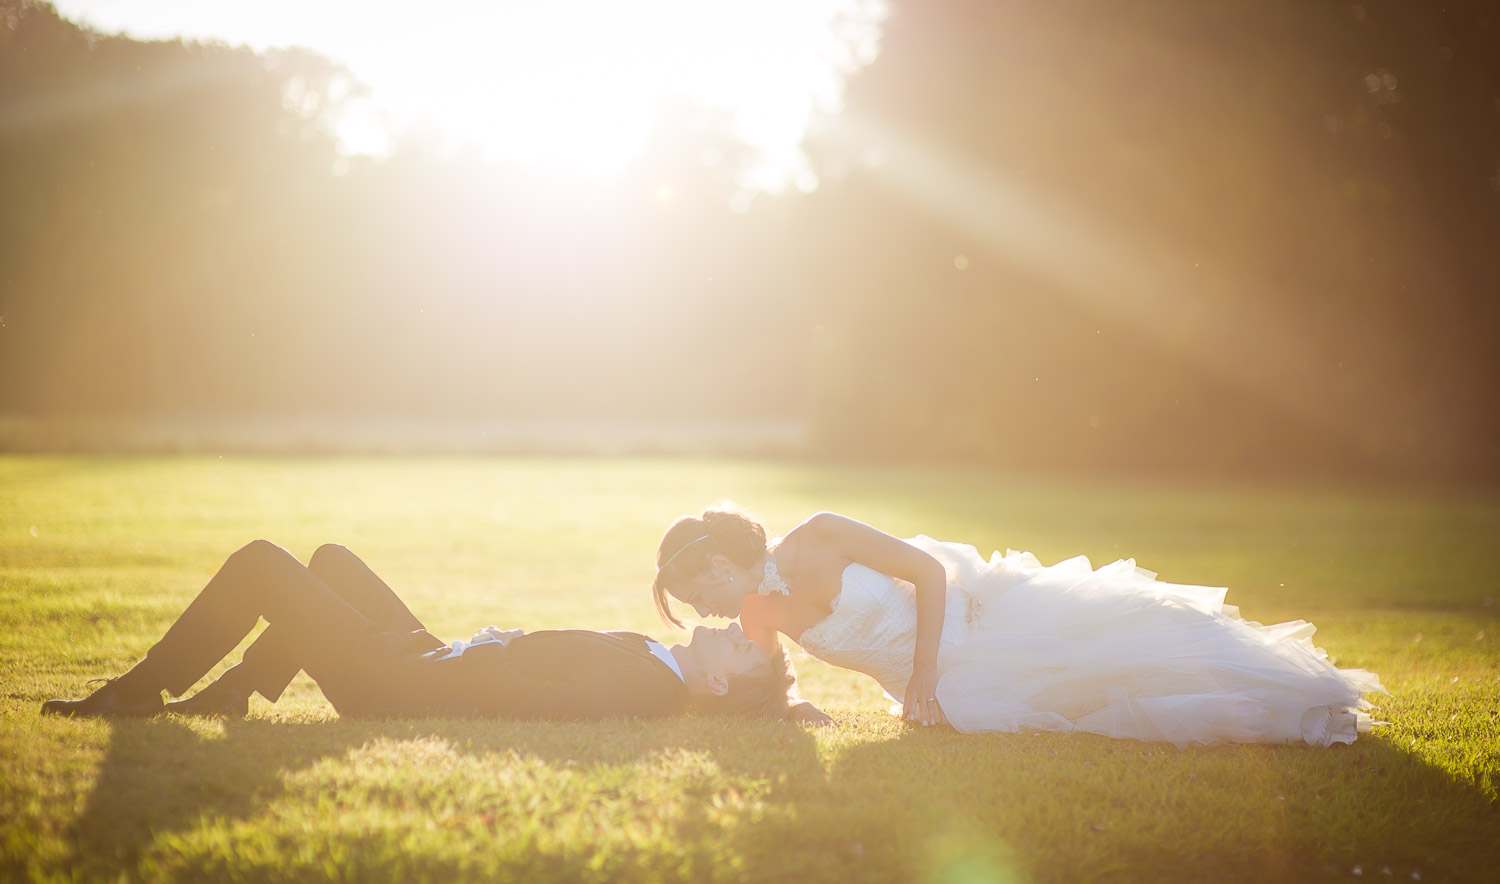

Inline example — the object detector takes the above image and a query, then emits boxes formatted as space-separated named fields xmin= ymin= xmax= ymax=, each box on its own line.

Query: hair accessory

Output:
xmin=757 ymin=557 xmax=789 ymax=597
xmin=658 ymin=534 xmax=710 ymax=571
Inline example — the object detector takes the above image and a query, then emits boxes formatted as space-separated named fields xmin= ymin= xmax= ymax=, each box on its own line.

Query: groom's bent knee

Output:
xmin=308 ymin=543 xmax=354 ymax=573
xmin=235 ymin=538 xmax=294 ymax=564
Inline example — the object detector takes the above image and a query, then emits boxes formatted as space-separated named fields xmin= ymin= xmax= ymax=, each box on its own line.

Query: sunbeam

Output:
xmin=820 ymin=108 xmax=1383 ymax=437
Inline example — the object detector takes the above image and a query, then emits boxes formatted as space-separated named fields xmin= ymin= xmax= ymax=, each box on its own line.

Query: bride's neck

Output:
xmin=766 ymin=539 xmax=795 ymax=577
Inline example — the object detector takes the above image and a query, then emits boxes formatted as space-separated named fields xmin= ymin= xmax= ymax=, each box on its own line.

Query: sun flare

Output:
xmin=56 ymin=0 xmax=887 ymax=189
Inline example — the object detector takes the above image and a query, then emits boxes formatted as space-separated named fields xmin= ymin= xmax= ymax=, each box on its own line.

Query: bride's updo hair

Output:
xmin=652 ymin=504 xmax=768 ymax=627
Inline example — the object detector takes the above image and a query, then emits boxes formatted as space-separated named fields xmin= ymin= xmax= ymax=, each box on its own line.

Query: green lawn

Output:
xmin=2 ymin=455 xmax=1496 ymax=883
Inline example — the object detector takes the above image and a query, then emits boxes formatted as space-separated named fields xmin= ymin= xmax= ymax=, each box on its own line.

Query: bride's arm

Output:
xmin=742 ymin=603 xmax=834 ymax=726
xmin=799 ymin=512 xmax=948 ymax=726
xmin=782 ymin=666 xmax=833 ymax=726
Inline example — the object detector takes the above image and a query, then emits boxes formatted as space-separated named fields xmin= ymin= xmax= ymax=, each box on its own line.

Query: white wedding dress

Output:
xmin=795 ymin=536 xmax=1384 ymax=747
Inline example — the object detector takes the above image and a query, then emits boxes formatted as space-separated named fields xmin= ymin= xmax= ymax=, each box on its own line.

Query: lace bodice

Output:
xmin=796 ymin=563 xmax=979 ymax=703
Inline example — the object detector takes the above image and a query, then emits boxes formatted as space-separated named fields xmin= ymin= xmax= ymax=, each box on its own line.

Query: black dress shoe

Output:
xmin=163 ymin=682 xmax=250 ymax=717
xmin=41 ymin=678 xmax=164 ymax=718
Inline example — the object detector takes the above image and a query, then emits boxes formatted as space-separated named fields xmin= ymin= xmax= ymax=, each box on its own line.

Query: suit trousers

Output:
xmin=121 ymin=541 xmax=446 ymax=714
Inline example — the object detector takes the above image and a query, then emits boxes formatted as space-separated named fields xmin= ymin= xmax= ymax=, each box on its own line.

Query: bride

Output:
xmin=651 ymin=506 xmax=1384 ymax=746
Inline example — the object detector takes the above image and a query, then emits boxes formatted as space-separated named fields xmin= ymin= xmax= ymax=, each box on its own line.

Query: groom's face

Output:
xmin=685 ymin=623 xmax=770 ymax=694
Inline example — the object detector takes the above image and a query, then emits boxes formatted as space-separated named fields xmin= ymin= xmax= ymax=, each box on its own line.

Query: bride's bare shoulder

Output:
xmin=775 ymin=513 xmax=837 ymax=561
xmin=803 ymin=511 xmax=858 ymax=528
xmin=776 ymin=514 xmax=860 ymax=587
xmin=784 ymin=511 xmax=864 ymax=543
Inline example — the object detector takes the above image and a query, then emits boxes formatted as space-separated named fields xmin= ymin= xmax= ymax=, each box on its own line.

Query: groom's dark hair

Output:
xmin=686 ymin=643 xmax=797 ymax=719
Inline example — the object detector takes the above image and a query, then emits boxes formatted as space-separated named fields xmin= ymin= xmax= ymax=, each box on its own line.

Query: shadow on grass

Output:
xmin=722 ymin=725 xmax=1500 ymax=884
xmin=62 ymin=713 xmax=1499 ymax=883
xmin=64 ymin=711 xmax=824 ymax=879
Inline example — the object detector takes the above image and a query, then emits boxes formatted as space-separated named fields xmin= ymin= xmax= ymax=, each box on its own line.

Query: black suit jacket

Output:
xmin=428 ymin=629 xmax=689 ymax=720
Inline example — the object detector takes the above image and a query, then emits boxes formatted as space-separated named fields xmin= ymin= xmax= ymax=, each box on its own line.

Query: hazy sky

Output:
xmin=51 ymin=0 xmax=887 ymax=187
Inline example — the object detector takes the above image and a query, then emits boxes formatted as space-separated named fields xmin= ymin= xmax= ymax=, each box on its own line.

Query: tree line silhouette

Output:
xmin=2 ymin=0 xmax=1496 ymax=479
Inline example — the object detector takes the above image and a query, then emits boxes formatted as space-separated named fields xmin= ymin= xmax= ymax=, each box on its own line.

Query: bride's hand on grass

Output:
xmin=904 ymin=665 xmax=944 ymax=726
xmin=790 ymin=700 xmax=834 ymax=726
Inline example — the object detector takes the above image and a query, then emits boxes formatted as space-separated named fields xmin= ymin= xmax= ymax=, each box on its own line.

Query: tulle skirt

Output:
xmin=910 ymin=538 xmax=1386 ymax=747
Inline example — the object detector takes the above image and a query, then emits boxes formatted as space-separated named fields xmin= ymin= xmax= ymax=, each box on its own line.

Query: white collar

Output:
xmin=645 ymin=639 xmax=684 ymax=682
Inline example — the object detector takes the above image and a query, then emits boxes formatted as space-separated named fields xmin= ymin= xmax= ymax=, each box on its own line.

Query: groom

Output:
xmin=42 ymin=541 xmax=794 ymax=721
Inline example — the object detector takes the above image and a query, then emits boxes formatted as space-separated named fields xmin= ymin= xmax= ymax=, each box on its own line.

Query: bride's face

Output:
xmin=671 ymin=564 xmax=751 ymax=619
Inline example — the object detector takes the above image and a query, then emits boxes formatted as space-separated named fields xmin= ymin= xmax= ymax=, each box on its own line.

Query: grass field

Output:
xmin=2 ymin=455 xmax=1497 ymax=883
